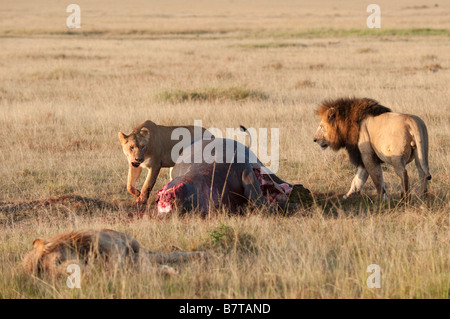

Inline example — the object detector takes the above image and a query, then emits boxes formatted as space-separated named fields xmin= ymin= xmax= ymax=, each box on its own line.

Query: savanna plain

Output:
xmin=0 ymin=0 xmax=449 ymax=298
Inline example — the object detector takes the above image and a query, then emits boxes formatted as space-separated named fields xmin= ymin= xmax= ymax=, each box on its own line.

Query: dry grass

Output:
xmin=0 ymin=0 xmax=449 ymax=298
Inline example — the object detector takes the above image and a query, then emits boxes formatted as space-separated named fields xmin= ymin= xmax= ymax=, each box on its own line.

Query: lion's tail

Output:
xmin=139 ymin=248 xmax=207 ymax=263
xmin=410 ymin=116 xmax=431 ymax=180
xmin=239 ymin=125 xmax=252 ymax=148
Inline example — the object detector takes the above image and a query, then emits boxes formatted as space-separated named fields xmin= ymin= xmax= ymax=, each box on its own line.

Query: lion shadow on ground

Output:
xmin=0 ymin=189 xmax=445 ymax=224
xmin=303 ymin=188 xmax=445 ymax=218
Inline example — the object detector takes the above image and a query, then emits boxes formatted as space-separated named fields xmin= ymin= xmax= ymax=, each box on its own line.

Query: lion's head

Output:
xmin=313 ymin=116 xmax=333 ymax=151
xmin=22 ymin=234 xmax=84 ymax=275
xmin=118 ymin=127 xmax=150 ymax=168
xmin=313 ymin=103 xmax=347 ymax=151
xmin=22 ymin=230 xmax=140 ymax=275
xmin=313 ymin=98 xmax=391 ymax=166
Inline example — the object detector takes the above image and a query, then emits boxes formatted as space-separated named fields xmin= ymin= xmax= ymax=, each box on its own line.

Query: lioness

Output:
xmin=313 ymin=97 xmax=431 ymax=200
xmin=118 ymin=120 xmax=208 ymax=204
xmin=22 ymin=229 xmax=206 ymax=275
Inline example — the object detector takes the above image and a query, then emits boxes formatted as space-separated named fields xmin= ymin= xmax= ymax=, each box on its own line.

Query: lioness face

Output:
xmin=313 ymin=120 xmax=330 ymax=150
xmin=122 ymin=135 xmax=148 ymax=167
xmin=118 ymin=128 xmax=150 ymax=168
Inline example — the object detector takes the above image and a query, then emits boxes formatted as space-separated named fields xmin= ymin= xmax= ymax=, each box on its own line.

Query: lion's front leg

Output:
xmin=127 ymin=165 xmax=143 ymax=199
xmin=343 ymin=166 xmax=369 ymax=199
xmin=138 ymin=165 xmax=161 ymax=204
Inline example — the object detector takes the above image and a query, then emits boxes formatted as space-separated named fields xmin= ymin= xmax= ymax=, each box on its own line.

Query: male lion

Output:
xmin=22 ymin=229 xmax=205 ymax=276
xmin=118 ymin=120 xmax=208 ymax=204
xmin=313 ymin=97 xmax=431 ymax=200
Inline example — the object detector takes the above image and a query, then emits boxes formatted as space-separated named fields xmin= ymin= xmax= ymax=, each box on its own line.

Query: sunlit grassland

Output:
xmin=0 ymin=0 xmax=449 ymax=298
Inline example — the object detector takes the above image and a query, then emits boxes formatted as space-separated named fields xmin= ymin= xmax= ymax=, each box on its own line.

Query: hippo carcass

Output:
xmin=156 ymin=138 xmax=310 ymax=215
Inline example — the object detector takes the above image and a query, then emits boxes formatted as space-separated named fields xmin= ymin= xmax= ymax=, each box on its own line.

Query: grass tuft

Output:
xmin=202 ymin=223 xmax=258 ymax=253
xmin=156 ymin=87 xmax=269 ymax=103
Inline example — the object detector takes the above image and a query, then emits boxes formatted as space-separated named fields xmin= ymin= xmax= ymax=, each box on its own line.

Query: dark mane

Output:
xmin=317 ymin=97 xmax=391 ymax=167
xmin=43 ymin=231 xmax=96 ymax=255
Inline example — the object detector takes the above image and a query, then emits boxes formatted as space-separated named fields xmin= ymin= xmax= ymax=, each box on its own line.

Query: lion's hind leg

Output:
xmin=368 ymin=165 xmax=388 ymax=201
xmin=392 ymin=157 xmax=410 ymax=200
xmin=343 ymin=166 xmax=369 ymax=199
xmin=414 ymin=153 xmax=429 ymax=196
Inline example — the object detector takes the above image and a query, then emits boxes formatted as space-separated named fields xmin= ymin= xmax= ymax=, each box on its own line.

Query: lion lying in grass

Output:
xmin=22 ymin=229 xmax=206 ymax=276
xmin=313 ymin=97 xmax=431 ymax=200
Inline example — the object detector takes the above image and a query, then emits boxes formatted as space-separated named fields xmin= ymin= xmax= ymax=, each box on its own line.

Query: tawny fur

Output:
xmin=22 ymin=229 xmax=206 ymax=276
xmin=118 ymin=120 xmax=209 ymax=204
xmin=314 ymin=97 xmax=431 ymax=199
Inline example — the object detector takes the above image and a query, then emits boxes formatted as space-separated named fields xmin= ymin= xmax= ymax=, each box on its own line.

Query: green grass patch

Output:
xmin=3 ymin=28 xmax=447 ymax=39
xmin=266 ymin=28 xmax=450 ymax=38
xmin=237 ymin=42 xmax=308 ymax=49
xmin=156 ymin=87 xmax=269 ymax=103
